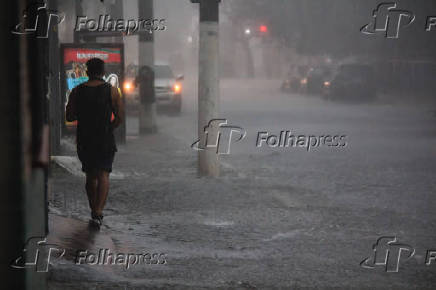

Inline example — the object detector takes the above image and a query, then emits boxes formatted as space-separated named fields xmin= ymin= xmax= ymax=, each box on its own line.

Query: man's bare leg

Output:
xmin=95 ymin=170 xmax=110 ymax=216
xmin=85 ymin=172 xmax=98 ymax=215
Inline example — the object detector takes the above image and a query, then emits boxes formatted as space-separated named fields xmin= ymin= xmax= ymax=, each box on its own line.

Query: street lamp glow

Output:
xmin=244 ymin=28 xmax=251 ymax=35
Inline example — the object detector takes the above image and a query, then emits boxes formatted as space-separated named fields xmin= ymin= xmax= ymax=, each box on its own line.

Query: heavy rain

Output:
xmin=2 ymin=0 xmax=436 ymax=289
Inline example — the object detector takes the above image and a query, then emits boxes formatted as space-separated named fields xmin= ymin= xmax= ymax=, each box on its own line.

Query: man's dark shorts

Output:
xmin=77 ymin=149 xmax=116 ymax=173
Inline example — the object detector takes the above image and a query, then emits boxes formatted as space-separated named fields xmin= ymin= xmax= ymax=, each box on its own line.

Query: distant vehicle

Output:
xmin=153 ymin=64 xmax=183 ymax=114
xmin=323 ymin=64 xmax=376 ymax=102
xmin=123 ymin=64 xmax=183 ymax=114
xmin=123 ymin=64 xmax=139 ymax=104
xmin=280 ymin=65 xmax=310 ymax=93
xmin=306 ymin=66 xmax=333 ymax=95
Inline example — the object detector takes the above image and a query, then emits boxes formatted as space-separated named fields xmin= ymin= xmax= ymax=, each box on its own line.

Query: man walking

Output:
xmin=66 ymin=58 xmax=124 ymax=229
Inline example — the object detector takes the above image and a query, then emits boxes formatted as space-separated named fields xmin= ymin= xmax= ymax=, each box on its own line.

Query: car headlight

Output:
xmin=173 ymin=83 xmax=182 ymax=94
xmin=123 ymin=81 xmax=134 ymax=93
xmin=300 ymin=78 xmax=307 ymax=85
xmin=324 ymin=81 xmax=330 ymax=87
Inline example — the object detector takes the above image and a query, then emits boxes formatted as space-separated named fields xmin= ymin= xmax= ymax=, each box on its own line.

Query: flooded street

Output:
xmin=49 ymin=79 xmax=436 ymax=289
xmin=4 ymin=0 xmax=436 ymax=289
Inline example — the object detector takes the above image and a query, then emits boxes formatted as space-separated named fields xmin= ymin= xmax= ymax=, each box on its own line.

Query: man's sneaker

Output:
xmin=96 ymin=215 xmax=104 ymax=227
xmin=89 ymin=213 xmax=103 ymax=229
xmin=89 ymin=218 xmax=101 ymax=229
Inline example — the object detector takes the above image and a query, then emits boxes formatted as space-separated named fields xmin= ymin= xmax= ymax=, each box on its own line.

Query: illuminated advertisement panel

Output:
xmin=61 ymin=44 xmax=124 ymax=130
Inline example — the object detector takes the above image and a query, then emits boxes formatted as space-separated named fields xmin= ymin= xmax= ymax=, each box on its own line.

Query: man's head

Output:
xmin=86 ymin=58 xmax=105 ymax=78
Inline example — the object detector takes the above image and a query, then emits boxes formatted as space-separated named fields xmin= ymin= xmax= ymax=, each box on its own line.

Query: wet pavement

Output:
xmin=48 ymin=80 xmax=436 ymax=289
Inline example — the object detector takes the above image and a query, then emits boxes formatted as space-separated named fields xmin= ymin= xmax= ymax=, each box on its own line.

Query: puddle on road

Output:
xmin=203 ymin=220 xmax=235 ymax=227
xmin=263 ymin=229 xmax=304 ymax=242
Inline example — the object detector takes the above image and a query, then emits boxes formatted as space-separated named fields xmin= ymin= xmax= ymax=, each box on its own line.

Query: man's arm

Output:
xmin=111 ymin=86 xmax=124 ymax=128
xmin=65 ymin=89 xmax=77 ymax=122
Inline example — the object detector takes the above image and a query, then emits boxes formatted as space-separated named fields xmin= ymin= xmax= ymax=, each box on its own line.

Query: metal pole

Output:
xmin=73 ymin=0 xmax=83 ymax=43
xmin=112 ymin=0 xmax=127 ymax=143
xmin=48 ymin=0 xmax=61 ymax=155
xmin=191 ymin=0 xmax=221 ymax=177
xmin=138 ymin=0 xmax=157 ymax=134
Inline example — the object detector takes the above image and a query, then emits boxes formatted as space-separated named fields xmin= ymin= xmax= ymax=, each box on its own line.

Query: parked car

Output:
xmin=323 ymin=64 xmax=376 ymax=102
xmin=280 ymin=65 xmax=310 ymax=93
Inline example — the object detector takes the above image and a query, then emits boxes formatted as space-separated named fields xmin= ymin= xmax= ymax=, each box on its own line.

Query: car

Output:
xmin=122 ymin=64 xmax=184 ymax=114
xmin=153 ymin=64 xmax=183 ymax=114
xmin=280 ymin=65 xmax=310 ymax=93
xmin=323 ymin=64 xmax=376 ymax=102
xmin=123 ymin=64 xmax=140 ymax=104
xmin=306 ymin=66 xmax=333 ymax=95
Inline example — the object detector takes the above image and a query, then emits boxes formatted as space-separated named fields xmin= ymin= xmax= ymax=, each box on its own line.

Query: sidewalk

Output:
xmin=48 ymin=131 xmax=251 ymax=289
xmin=48 ymin=127 xmax=436 ymax=289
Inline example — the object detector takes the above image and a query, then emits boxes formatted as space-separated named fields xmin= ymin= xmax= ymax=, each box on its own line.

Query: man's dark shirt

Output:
xmin=70 ymin=82 xmax=117 ymax=156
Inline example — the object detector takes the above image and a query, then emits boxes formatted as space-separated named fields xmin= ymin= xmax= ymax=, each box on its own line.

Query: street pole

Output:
xmin=48 ymin=0 xmax=61 ymax=155
xmin=0 ymin=2 xmax=26 ymax=288
xmin=111 ymin=0 xmax=127 ymax=143
xmin=73 ymin=0 xmax=83 ymax=43
xmin=138 ymin=0 xmax=157 ymax=134
xmin=191 ymin=0 xmax=221 ymax=177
